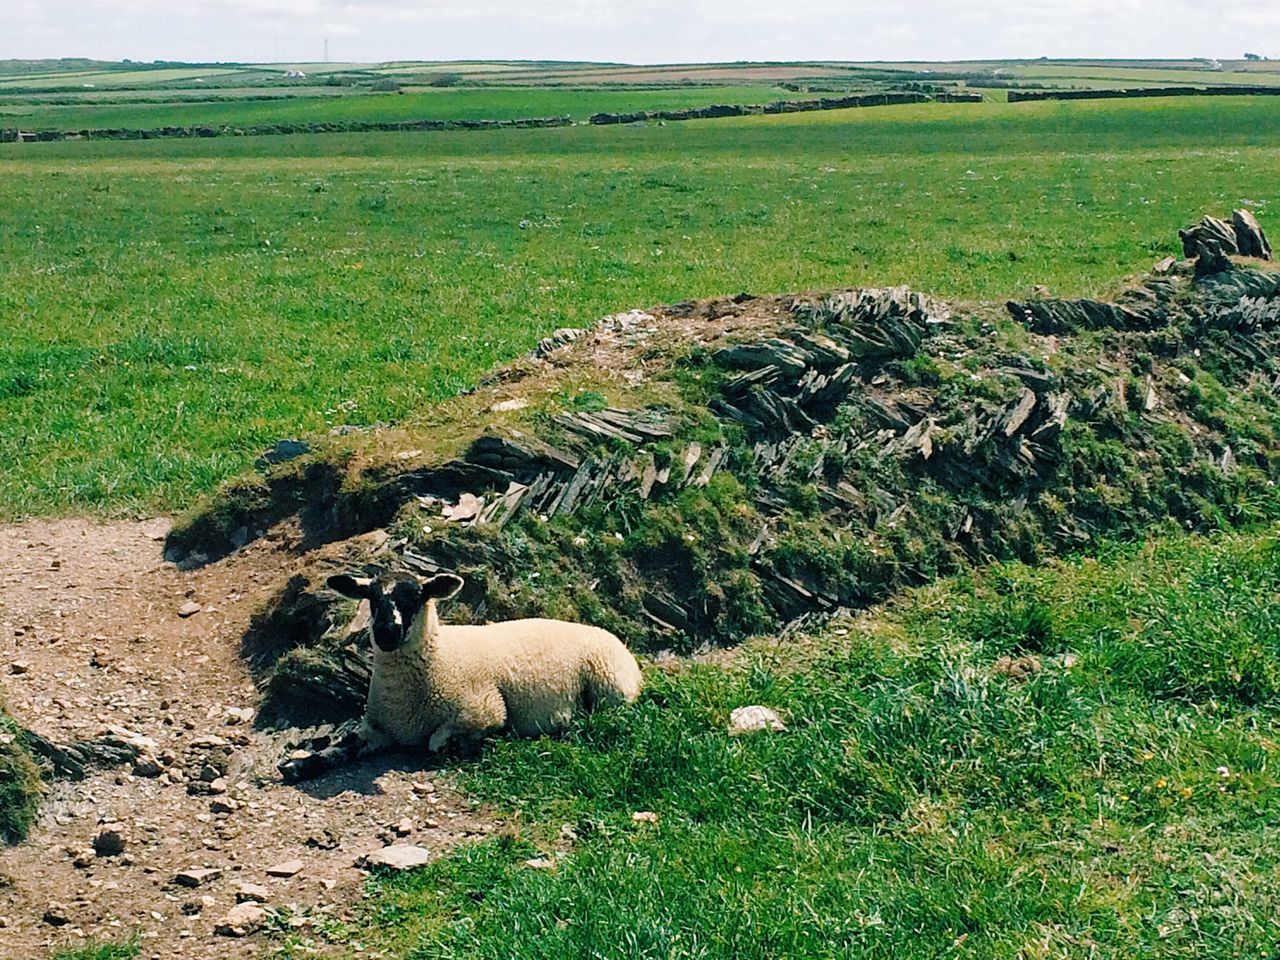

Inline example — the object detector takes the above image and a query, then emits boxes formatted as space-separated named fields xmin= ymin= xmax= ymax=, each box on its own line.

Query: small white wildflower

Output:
xmin=1217 ymin=766 xmax=1230 ymax=779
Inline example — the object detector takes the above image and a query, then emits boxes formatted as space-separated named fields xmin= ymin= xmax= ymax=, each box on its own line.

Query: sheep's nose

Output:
xmin=371 ymin=597 xmax=406 ymax=650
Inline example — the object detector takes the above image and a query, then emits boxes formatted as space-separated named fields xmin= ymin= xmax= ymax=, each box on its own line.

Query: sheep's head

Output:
xmin=327 ymin=571 xmax=464 ymax=652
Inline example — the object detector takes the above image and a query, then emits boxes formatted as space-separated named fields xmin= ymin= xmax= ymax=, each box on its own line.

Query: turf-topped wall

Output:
xmin=166 ymin=235 xmax=1280 ymax=727
xmin=0 ymin=114 xmax=574 ymax=143
xmin=1009 ymin=85 xmax=1280 ymax=103
xmin=587 ymin=91 xmax=946 ymax=124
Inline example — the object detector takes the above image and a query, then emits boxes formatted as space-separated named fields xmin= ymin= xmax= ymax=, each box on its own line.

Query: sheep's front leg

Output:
xmin=430 ymin=689 xmax=506 ymax=753
xmin=427 ymin=722 xmax=456 ymax=753
xmin=278 ymin=719 xmax=387 ymax=783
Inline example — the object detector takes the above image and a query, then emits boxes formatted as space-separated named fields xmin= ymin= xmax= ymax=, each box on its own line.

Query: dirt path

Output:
xmin=0 ymin=519 xmax=494 ymax=959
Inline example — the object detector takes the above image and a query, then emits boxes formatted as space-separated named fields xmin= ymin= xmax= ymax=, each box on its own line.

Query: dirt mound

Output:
xmin=163 ymin=243 xmax=1280 ymax=730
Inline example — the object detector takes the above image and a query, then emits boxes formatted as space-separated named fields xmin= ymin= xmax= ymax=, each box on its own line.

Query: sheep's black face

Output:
xmin=327 ymin=571 xmax=466 ymax=653
xmin=370 ymin=578 xmax=424 ymax=652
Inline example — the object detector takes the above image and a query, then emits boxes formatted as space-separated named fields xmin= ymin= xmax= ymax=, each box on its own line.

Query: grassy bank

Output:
xmin=286 ymin=528 xmax=1280 ymax=958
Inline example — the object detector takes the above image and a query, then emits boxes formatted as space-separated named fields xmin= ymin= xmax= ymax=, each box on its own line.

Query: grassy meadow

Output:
xmin=1001 ymin=63 xmax=1280 ymax=88
xmin=286 ymin=528 xmax=1280 ymax=958
xmin=2 ymin=95 xmax=1279 ymax=519
xmin=0 ymin=85 xmax=796 ymax=130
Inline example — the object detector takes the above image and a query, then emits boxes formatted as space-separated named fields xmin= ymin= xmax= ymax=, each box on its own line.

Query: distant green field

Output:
xmin=0 ymin=66 xmax=254 ymax=90
xmin=4 ymin=57 xmax=1279 ymax=107
xmin=1 ymin=95 xmax=1277 ymax=518
xmin=374 ymin=61 xmax=543 ymax=75
xmin=0 ymin=85 xmax=793 ymax=130
xmin=1008 ymin=64 xmax=1280 ymax=88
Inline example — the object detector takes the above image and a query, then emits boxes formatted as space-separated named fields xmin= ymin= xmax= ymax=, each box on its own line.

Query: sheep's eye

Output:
xmin=387 ymin=582 xmax=423 ymax=617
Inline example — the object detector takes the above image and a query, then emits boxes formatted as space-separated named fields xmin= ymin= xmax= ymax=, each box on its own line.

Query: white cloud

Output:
xmin=0 ymin=1 xmax=1275 ymax=63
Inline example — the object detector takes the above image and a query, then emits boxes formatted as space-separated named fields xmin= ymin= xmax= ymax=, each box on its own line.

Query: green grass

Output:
xmin=292 ymin=528 xmax=1280 ymax=958
xmin=1 ymin=96 xmax=1278 ymax=518
xmin=0 ymin=85 xmax=798 ymax=130
xmin=49 ymin=941 xmax=140 ymax=960
xmin=0 ymin=704 xmax=43 ymax=844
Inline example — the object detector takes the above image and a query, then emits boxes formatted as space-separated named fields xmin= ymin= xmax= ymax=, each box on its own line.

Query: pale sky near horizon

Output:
xmin=4 ymin=1 xmax=1279 ymax=65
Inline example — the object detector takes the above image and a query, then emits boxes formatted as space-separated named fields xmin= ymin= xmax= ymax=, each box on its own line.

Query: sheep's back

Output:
xmin=436 ymin=620 xmax=640 ymax=732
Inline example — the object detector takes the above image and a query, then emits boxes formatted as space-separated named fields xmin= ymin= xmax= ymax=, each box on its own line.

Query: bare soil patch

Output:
xmin=0 ymin=518 xmax=495 ymax=959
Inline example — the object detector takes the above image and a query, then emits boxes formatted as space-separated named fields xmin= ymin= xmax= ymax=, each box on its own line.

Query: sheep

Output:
xmin=279 ymin=570 xmax=642 ymax=781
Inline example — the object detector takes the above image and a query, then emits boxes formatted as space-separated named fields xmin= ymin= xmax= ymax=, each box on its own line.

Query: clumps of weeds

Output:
xmin=0 ymin=706 xmax=45 ymax=845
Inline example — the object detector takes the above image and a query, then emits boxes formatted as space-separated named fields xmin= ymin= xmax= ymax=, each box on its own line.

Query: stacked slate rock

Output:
xmin=228 ymin=219 xmax=1280 ymax=731
xmin=1178 ymin=210 xmax=1272 ymax=276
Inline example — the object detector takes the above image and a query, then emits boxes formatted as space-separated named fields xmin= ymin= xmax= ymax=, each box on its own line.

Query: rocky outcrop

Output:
xmin=1180 ymin=216 xmax=1239 ymax=259
xmin=1005 ymin=297 xmax=1159 ymax=334
xmin=1233 ymin=208 xmax=1273 ymax=260
xmin=1177 ymin=211 xmax=1273 ymax=274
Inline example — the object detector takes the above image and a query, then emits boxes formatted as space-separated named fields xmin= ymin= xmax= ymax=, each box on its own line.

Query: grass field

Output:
xmin=0 ymin=85 xmax=794 ymax=130
xmin=0 ymin=66 xmax=258 ymax=90
xmin=280 ymin=528 xmax=1280 ymax=958
xmin=1 ymin=95 xmax=1278 ymax=519
xmin=1005 ymin=64 xmax=1280 ymax=88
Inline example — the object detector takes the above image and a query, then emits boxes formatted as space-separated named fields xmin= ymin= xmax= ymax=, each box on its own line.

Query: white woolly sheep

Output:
xmin=282 ymin=570 xmax=642 ymax=778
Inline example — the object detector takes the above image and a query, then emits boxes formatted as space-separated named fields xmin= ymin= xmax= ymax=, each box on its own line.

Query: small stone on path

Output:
xmin=266 ymin=859 xmax=305 ymax=878
xmin=174 ymin=867 xmax=222 ymax=888
xmin=133 ymin=755 xmax=163 ymax=778
xmin=215 ymin=902 xmax=266 ymax=937
xmin=359 ymin=845 xmax=433 ymax=871
xmin=235 ymin=882 xmax=271 ymax=903
xmin=177 ymin=601 xmax=202 ymax=618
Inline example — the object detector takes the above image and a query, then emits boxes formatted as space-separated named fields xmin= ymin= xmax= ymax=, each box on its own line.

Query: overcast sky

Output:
xmin=5 ymin=1 xmax=1279 ymax=65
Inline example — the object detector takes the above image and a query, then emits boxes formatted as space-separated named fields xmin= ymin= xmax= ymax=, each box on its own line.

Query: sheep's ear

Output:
xmin=327 ymin=574 xmax=375 ymax=599
xmin=421 ymin=573 xmax=464 ymax=602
